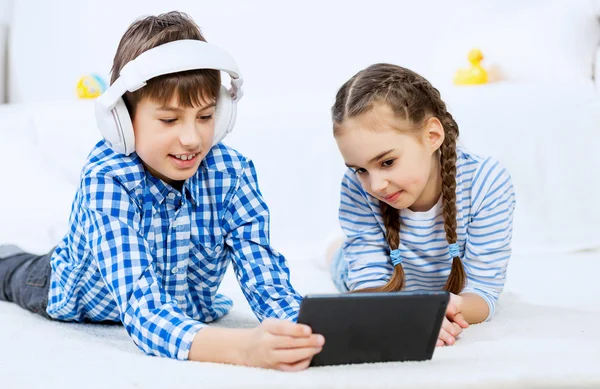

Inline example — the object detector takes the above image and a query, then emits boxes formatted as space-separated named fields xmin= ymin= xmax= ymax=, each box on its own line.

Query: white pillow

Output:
xmin=440 ymin=81 xmax=600 ymax=253
xmin=0 ymin=121 xmax=75 ymax=254
xmin=428 ymin=0 xmax=600 ymax=84
xmin=31 ymin=100 xmax=103 ymax=185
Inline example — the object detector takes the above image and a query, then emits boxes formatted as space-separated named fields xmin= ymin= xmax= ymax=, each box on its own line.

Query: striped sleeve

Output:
xmin=463 ymin=158 xmax=516 ymax=321
xmin=339 ymin=171 xmax=393 ymax=291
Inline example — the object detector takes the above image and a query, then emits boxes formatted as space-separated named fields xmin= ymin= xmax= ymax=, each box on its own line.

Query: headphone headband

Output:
xmin=96 ymin=39 xmax=244 ymax=110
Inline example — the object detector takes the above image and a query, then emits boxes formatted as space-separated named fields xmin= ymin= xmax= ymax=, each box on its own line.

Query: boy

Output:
xmin=0 ymin=11 xmax=323 ymax=371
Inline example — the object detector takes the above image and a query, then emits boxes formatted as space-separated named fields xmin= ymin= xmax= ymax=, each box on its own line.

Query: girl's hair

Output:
xmin=110 ymin=11 xmax=221 ymax=116
xmin=332 ymin=63 xmax=466 ymax=294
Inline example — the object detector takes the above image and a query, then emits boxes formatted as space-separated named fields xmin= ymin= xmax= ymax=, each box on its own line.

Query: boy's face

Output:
xmin=132 ymin=95 xmax=216 ymax=186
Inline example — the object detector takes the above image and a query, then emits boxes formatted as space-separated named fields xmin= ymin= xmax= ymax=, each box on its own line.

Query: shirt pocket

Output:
xmin=187 ymin=235 xmax=227 ymax=289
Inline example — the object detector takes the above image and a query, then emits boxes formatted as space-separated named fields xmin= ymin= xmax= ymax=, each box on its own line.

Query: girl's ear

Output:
xmin=423 ymin=116 xmax=445 ymax=153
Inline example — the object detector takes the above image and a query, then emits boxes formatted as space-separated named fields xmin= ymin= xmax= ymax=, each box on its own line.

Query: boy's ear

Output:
xmin=423 ymin=117 xmax=445 ymax=153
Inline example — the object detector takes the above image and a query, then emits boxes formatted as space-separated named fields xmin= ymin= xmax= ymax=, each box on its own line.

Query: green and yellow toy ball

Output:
xmin=76 ymin=74 xmax=107 ymax=98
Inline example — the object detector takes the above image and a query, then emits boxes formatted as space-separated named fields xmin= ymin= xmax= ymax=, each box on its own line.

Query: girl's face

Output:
xmin=335 ymin=103 xmax=445 ymax=212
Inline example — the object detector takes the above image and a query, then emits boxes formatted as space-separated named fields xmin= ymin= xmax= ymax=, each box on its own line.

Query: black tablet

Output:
xmin=297 ymin=291 xmax=449 ymax=366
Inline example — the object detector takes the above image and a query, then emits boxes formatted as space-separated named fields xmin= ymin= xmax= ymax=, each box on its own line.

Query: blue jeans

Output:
xmin=0 ymin=245 xmax=53 ymax=318
xmin=330 ymin=246 xmax=349 ymax=293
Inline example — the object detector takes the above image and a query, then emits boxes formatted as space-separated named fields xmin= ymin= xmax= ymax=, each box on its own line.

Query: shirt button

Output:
xmin=167 ymin=193 xmax=175 ymax=200
xmin=214 ymin=246 xmax=222 ymax=254
xmin=171 ymin=266 xmax=179 ymax=274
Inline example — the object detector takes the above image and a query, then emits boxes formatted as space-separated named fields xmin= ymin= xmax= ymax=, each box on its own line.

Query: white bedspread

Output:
xmin=1 ymin=252 xmax=599 ymax=389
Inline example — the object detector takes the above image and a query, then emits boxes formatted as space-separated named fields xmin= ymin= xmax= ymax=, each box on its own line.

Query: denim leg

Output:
xmin=0 ymin=245 xmax=53 ymax=318
xmin=329 ymin=246 xmax=349 ymax=293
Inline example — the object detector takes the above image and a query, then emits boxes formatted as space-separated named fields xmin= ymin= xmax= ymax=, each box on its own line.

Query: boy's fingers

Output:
xmin=263 ymin=319 xmax=312 ymax=337
xmin=274 ymin=347 xmax=322 ymax=364
xmin=277 ymin=357 xmax=313 ymax=372
xmin=274 ymin=334 xmax=325 ymax=349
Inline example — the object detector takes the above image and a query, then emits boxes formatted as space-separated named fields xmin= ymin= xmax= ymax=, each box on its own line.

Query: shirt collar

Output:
xmin=144 ymin=169 xmax=202 ymax=207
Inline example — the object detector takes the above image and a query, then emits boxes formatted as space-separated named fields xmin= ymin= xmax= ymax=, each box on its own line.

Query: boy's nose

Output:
xmin=179 ymin=124 xmax=202 ymax=148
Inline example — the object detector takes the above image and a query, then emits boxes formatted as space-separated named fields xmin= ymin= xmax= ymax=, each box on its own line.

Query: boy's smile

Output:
xmin=169 ymin=153 xmax=199 ymax=168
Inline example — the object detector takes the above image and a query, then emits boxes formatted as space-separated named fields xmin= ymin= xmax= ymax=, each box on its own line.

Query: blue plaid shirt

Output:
xmin=47 ymin=140 xmax=302 ymax=360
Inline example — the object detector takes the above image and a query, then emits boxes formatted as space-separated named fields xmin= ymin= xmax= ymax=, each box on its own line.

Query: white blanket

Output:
xmin=1 ymin=252 xmax=599 ymax=389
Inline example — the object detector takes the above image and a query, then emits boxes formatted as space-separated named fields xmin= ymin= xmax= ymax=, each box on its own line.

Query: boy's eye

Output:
xmin=354 ymin=168 xmax=367 ymax=175
xmin=160 ymin=118 xmax=177 ymax=124
xmin=382 ymin=159 xmax=395 ymax=167
xmin=198 ymin=114 xmax=213 ymax=121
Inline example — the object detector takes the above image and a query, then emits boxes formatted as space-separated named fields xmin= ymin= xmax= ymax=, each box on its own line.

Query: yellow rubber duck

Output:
xmin=454 ymin=49 xmax=488 ymax=85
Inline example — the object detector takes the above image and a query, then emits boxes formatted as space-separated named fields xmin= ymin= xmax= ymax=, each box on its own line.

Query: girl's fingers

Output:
xmin=442 ymin=318 xmax=455 ymax=336
xmin=451 ymin=321 xmax=464 ymax=338
xmin=452 ymin=313 xmax=469 ymax=329
xmin=439 ymin=327 xmax=456 ymax=346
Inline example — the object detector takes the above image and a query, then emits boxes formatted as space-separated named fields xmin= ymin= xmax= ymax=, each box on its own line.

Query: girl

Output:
xmin=329 ymin=63 xmax=515 ymax=347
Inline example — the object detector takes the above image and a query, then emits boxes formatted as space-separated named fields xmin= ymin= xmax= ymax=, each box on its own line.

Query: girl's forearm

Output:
xmin=459 ymin=293 xmax=490 ymax=324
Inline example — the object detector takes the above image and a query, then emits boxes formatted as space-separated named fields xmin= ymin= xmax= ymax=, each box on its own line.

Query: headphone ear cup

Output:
xmin=95 ymin=98 xmax=135 ymax=155
xmin=212 ymin=86 xmax=237 ymax=146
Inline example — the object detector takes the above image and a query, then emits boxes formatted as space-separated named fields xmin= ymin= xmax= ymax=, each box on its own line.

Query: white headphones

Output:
xmin=95 ymin=39 xmax=244 ymax=156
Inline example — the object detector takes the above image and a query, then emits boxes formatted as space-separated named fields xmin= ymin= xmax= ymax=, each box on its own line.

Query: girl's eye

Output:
xmin=382 ymin=159 xmax=395 ymax=167
xmin=199 ymin=114 xmax=213 ymax=121
xmin=160 ymin=119 xmax=177 ymax=124
xmin=354 ymin=168 xmax=367 ymax=175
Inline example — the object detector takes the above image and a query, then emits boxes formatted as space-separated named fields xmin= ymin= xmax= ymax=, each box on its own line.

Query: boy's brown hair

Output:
xmin=110 ymin=11 xmax=221 ymax=116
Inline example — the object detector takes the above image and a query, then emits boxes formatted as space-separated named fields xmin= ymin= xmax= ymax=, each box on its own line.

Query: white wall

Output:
xmin=0 ymin=0 xmax=11 ymax=24
xmin=8 ymin=0 xmax=600 ymax=105
xmin=3 ymin=0 xmax=600 ymax=258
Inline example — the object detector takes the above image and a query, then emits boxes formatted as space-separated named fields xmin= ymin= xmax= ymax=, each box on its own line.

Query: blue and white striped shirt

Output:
xmin=339 ymin=148 xmax=515 ymax=320
xmin=47 ymin=141 xmax=301 ymax=360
